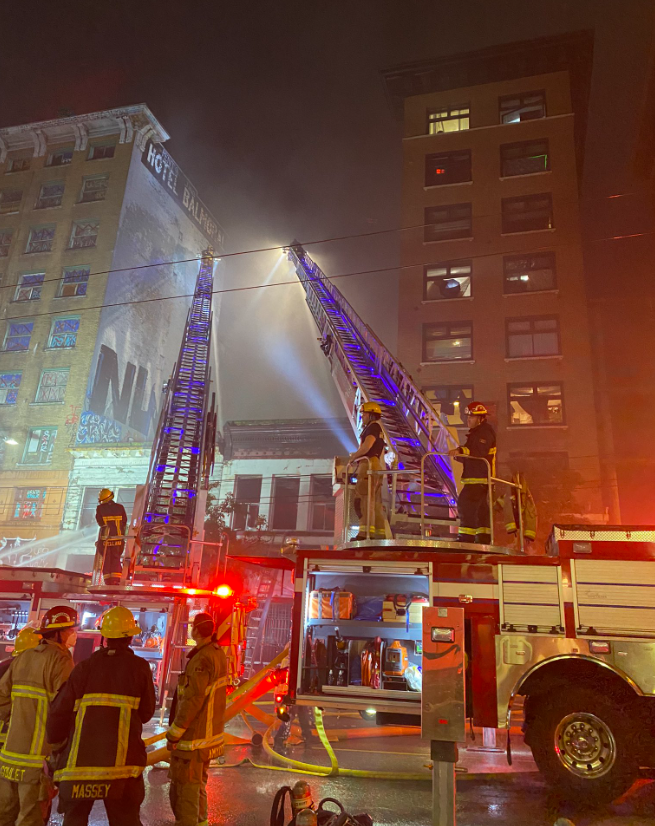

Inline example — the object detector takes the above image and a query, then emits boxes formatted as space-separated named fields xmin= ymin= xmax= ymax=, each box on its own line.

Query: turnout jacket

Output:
xmin=95 ymin=500 xmax=127 ymax=543
xmin=46 ymin=645 xmax=155 ymax=786
xmin=167 ymin=640 xmax=227 ymax=759
xmin=457 ymin=421 xmax=497 ymax=484
xmin=0 ymin=640 xmax=74 ymax=783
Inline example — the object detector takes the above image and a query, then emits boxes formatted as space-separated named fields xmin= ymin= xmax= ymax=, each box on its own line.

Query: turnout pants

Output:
xmin=0 ymin=777 xmax=46 ymax=826
xmin=169 ymin=752 xmax=209 ymax=826
xmin=355 ymin=456 xmax=386 ymax=539
xmin=457 ymin=484 xmax=491 ymax=544
xmin=58 ymin=775 xmax=145 ymax=826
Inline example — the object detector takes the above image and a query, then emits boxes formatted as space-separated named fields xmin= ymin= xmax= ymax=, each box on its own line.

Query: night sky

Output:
xmin=2 ymin=1 xmax=653 ymax=426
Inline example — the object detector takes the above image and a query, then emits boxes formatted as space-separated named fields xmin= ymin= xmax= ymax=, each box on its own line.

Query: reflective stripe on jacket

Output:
xmin=0 ymin=640 xmax=73 ymax=783
xmin=458 ymin=421 xmax=497 ymax=484
xmin=47 ymin=646 xmax=156 ymax=783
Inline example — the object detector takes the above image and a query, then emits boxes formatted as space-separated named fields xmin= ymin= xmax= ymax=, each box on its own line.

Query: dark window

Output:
xmin=423 ymin=322 xmax=472 ymax=362
xmin=80 ymin=487 xmax=103 ymax=528
xmin=508 ymin=451 xmax=569 ymax=476
xmin=88 ymin=144 xmax=116 ymax=161
xmin=271 ymin=476 xmax=300 ymax=530
xmin=13 ymin=488 xmax=47 ymax=519
xmin=0 ymin=373 xmax=21 ymax=405
xmin=48 ymin=317 xmax=79 ymax=349
xmin=424 ymin=260 xmax=471 ymax=300
xmin=425 ymin=203 xmax=472 ymax=242
xmin=58 ymin=266 xmax=90 ymax=297
xmin=508 ymin=383 xmax=564 ymax=426
xmin=116 ymin=488 xmax=136 ymax=522
xmin=232 ymin=475 xmax=262 ymax=531
xmin=427 ymin=106 xmax=469 ymax=134
xmin=47 ymin=147 xmax=73 ymax=167
xmin=501 ymin=139 xmax=550 ymax=177
xmin=0 ymin=230 xmax=12 ymax=257
xmin=506 ymin=317 xmax=560 ymax=358
xmin=14 ymin=273 xmax=44 ymax=302
xmin=22 ymin=427 xmax=57 ymax=464
xmin=26 ymin=225 xmax=56 ymax=254
xmin=423 ymin=386 xmax=473 ymax=427
xmin=504 ymin=252 xmax=556 ymax=294
xmin=425 ymin=150 xmax=471 ymax=186
xmin=500 ymin=91 xmax=546 ymax=124
xmin=7 ymin=157 xmax=31 ymax=173
xmin=80 ymin=175 xmax=109 ymax=203
xmin=310 ymin=476 xmax=335 ymax=532
xmin=0 ymin=188 xmax=22 ymax=214
xmin=502 ymin=193 xmax=553 ymax=234
xmin=35 ymin=181 xmax=65 ymax=210
xmin=4 ymin=321 xmax=33 ymax=351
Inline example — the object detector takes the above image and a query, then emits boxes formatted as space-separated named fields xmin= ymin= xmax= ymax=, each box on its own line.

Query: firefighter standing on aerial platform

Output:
xmin=449 ymin=402 xmax=497 ymax=544
xmin=94 ymin=489 xmax=127 ymax=585
xmin=349 ymin=401 xmax=387 ymax=541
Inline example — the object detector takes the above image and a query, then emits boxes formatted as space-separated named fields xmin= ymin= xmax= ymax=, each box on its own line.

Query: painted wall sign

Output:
xmin=141 ymin=140 xmax=223 ymax=247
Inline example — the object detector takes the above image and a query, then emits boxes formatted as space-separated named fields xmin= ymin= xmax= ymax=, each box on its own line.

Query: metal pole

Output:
xmin=431 ymin=743 xmax=457 ymax=826
xmin=420 ymin=454 xmax=426 ymax=537
xmin=517 ymin=473 xmax=525 ymax=554
xmin=366 ymin=458 xmax=372 ymax=540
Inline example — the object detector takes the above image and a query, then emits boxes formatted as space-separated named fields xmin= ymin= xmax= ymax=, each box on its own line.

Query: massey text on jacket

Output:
xmin=71 ymin=783 xmax=111 ymax=799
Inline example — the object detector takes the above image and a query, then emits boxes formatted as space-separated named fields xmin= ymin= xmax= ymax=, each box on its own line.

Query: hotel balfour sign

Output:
xmin=142 ymin=140 xmax=222 ymax=247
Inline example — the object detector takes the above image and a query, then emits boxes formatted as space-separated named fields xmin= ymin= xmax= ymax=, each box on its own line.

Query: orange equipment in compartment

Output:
xmin=309 ymin=589 xmax=354 ymax=620
xmin=361 ymin=637 xmax=383 ymax=688
xmin=383 ymin=640 xmax=408 ymax=678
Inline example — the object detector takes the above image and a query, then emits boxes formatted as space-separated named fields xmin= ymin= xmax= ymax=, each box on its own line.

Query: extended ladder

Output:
xmin=243 ymin=568 xmax=280 ymax=677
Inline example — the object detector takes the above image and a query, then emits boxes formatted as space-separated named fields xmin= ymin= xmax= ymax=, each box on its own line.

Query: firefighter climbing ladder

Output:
xmin=286 ymin=243 xmax=459 ymax=531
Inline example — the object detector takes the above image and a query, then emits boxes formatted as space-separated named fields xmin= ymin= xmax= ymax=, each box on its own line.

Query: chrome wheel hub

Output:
xmin=555 ymin=712 xmax=616 ymax=779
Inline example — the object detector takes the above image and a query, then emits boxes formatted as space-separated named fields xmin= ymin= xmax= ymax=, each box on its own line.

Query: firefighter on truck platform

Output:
xmin=46 ymin=606 xmax=155 ymax=826
xmin=349 ymin=401 xmax=387 ymax=541
xmin=95 ymin=489 xmax=127 ymax=585
xmin=449 ymin=402 xmax=497 ymax=544
xmin=0 ymin=606 xmax=78 ymax=826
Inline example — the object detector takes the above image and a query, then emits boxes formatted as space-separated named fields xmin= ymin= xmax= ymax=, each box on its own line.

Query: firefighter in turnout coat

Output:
xmin=449 ymin=402 xmax=497 ymax=544
xmin=0 ymin=629 xmax=41 ymax=751
xmin=0 ymin=606 xmax=77 ymax=826
xmin=166 ymin=612 xmax=227 ymax=826
xmin=94 ymin=489 xmax=127 ymax=585
xmin=46 ymin=606 xmax=156 ymax=826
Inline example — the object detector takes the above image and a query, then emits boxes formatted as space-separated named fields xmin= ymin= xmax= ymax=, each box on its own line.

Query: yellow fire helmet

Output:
xmin=98 ymin=488 xmax=114 ymax=503
xmin=99 ymin=606 xmax=142 ymax=639
xmin=360 ymin=401 xmax=382 ymax=416
xmin=12 ymin=627 xmax=41 ymax=657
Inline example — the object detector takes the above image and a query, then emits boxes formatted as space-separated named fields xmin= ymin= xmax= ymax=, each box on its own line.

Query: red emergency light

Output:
xmin=213 ymin=584 xmax=233 ymax=598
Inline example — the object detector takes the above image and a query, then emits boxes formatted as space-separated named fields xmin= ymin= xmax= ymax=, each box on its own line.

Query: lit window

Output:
xmin=271 ymin=476 xmax=300 ymax=530
xmin=231 ymin=476 xmax=263 ymax=531
xmin=48 ymin=317 xmax=79 ymax=349
xmin=35 ymin=181 xmax=65 ymax=209
xmin=13 ymin=488 xmax=47 ymax=519
xmin=504 ymin=252 xmax=556 ymax=294
xmin=424 ymin=203 xmax=472 ymax=242
xmin=508 ymin=383 xmax=564 ymax=426
xmin=506 ymin=317 xmax=560 ymax=358
xmin=502 ymin=193 xmax=553 ymax=234
xmin=501 ymin=139 xmax=550 ymax=177
xmin=0 ymin=188 xmax=22 ymax=214
xmin=79 ymin=175 xmax=109 ymax=203
xmin=4 ymin=321 xmax=33 ymax=351
xmin=500 ymin=91 xmax=546 ymax=124
xmin=7 ymin=157 xmax=31 ymax=173
xmin=57 ymin=266 xmax=90 ymax=297
xmin=87 ymin=143 xmax=116 ymax=161
xmin=0 ymin=230 xmax=13 ymax=258
xmin=0 ymin=373 xmax=21 ymax=405
xmin=22 ymin=427 xmax=57 ymax=464
xmin=423 ymin=386 xmax=473 ymax=427
xmin=35 ymin=369 xmax=69 ymax=403
xmin=47 ymin=147 xmax=74 ymax=167
xmin=423 ymin=322 xmax=472 ymax=362
xmin=14 ymin=272 xmax=45 ymax=302
xmin=26 ymin=225 xmax=56 ymax=254
xmin=424 ymin=261 xmax=472 ymax=300
xmin=428 ymin=106 xmax=470 ymax=134
xmin=310 ymin=476 xmax=335 ymax=532
xmin=69 ymin=220 xmax=99 ymax=249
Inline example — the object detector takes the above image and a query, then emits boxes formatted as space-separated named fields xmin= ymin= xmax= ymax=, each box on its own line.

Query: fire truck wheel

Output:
xmin=527 ymin=688 xmax=638 ymax=803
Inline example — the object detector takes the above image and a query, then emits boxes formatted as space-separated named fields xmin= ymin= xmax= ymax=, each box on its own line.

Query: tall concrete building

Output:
xmin=0 ymin=105 xmax=223 ymax=546
xmin=383 ymin=34 xmax=608 ymax=538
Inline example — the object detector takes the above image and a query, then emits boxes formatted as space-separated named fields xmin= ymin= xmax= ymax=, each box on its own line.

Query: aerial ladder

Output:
xmin=286 ymin=243 xmax=460 ymax=536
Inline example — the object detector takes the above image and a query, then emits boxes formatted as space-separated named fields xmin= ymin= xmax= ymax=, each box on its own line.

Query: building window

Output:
xmin=35 ymin=181 xmax=65 ymax=209
xmin=310 ymin=476 xmax=335 ymax=532
xmin=69 ymin=220 xmax=99 ymax=249
xmin=424 ymin=203 xmax=472 ymax=242
xmin=26 ymin=225 xmax=56 ymax=254
xmin=14 ymin=272 xmax=45 ymax=302
xmin=231 ymin=475 xmax=263 ymax=531
xmin=0 ymin=188 xmax=22 ymax=214
xmin=7 ymin=157 xmax=31 ymax=173
xmin=427 ymin=106 xmax=470 ymax=134
xmin=13 ymin=488 xmax=47 ymax=519
xmin=79 ymin=175 xmax=109 ymax=203
xmin=0 ymin=230 xmax=12 ymax=258
xmin=57 ymin=266 xmax=90 ymax=297
xmin=424 ymin=260 xmax=472 ymax=300
xmin=423 ymin=386 xmax=473 ymax=428
xmin=47 ymin=147 xmax=74 ymax=167
xmin=22 ymin=427 xmax=57 ymax=464
xmin=500 ymin=91 xmax=546 ymax=124
xmin=425 ymin=150 xmax=471 ymax=187
xmin=35 ymin=369 xmax=69 ymax=403
xmin=502 ymin=193 xmax=553 ymax=234
xmin=87 ymin=143 xmax=116 ymax=161
xmin=504 ymin=252 xmax=556 ymax=294
xmin=0 ymin=373 xmax=21 ymax=405
xmin=506 ymin=316 xmax=560 ymax=358
xmin=3 ymin=321 xmax=33 ymax=351
xmin=501 ymin=139 xmax=550 ymax=177
xmin=423 ymin=321 xmax=472 ymax=362
xmin=271 ymin=476 xmax=300 ymax=530
xmin=48 ymin=317 xmax=79 ymax=349
xmin=508 ymin=383 xmax=564 ymax=426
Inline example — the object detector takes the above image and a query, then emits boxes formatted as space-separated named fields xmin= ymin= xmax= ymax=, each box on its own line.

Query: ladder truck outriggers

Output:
xmin=278 ymin=243 xmax=655 ymax=803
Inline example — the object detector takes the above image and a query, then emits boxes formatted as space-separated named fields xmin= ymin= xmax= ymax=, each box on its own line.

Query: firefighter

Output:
xmin=95 ymin=489 xmax=127 ymax=585
xmin=46 ymin=605 xmax=156 ymax=826
xmin=349 ymin=401 xmax=387 ymax=540
xmin=0 ymin=606 xmax=78 ymax=826
xmin=167 ymin=612 xmax=227 ymax=826
xmin=448 ymin=402 xmax=497 ymax=544
xmin=0 ymin=629 xmax=41 ymax=749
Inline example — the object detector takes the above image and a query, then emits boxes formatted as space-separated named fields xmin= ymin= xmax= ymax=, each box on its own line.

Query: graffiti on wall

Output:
xmin=75 ymin=411 xmax=123 ymax=445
